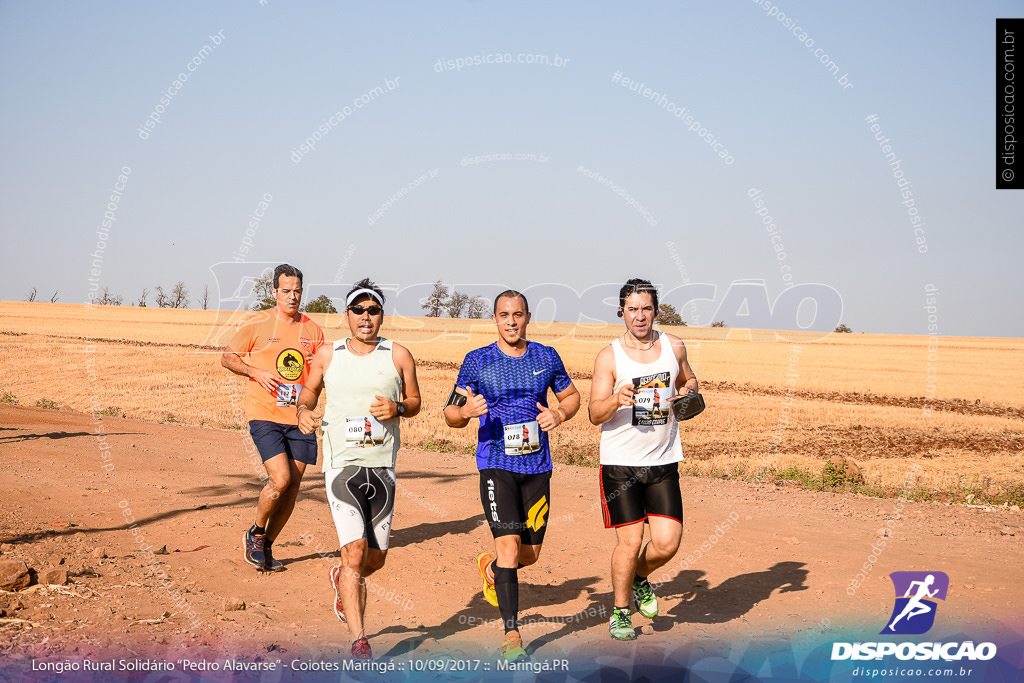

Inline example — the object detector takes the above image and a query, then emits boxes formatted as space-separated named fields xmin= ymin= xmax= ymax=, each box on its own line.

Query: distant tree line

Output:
xmin=25 ymin=287 xmax=59 ymax=303
xmin=28 ymin=281 xmax=212 ymax=309
xmin=421 ymin=281 xmax=489 ymax=318
xmin=24 ymin=276 xmax=851 ymax=331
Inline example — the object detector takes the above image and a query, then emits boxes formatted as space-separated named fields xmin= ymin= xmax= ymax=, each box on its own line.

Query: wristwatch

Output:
xmin=396 ymin=402 xmax=407 ymax=417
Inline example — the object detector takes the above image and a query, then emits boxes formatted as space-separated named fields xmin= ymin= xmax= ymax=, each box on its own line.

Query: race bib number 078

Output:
xmin=504 ymin=421 xmax=541 ymax=456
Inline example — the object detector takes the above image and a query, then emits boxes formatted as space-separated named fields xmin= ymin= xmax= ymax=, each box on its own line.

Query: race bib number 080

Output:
xmin=346 ymin=415 xmax=384 ymax=449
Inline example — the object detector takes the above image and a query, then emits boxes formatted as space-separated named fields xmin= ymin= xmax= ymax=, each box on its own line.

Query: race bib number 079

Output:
xmin=632 ymin=372 xmax=671 ymax=426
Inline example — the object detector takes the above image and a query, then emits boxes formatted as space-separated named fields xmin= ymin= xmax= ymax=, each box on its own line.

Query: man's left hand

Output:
xmin=536 ymin=402 xmax=563 ymax=432
xmin=370 ymin=395 xmax=399 ymax=420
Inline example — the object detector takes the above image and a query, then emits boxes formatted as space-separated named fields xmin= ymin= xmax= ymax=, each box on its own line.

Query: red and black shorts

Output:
xmin=600 ymin=462 xmax=683 ymax=528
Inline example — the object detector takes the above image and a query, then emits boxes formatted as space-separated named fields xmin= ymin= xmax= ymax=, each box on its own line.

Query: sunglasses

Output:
xmin=348 ymin=305 xmax=383 ymax=315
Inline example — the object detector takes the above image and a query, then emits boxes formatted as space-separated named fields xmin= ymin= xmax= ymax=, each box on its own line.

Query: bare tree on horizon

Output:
xmin=446 ymin=291 xmax=469 ymax=318
xmin=467 ymin=296 xmax=488 ymax=319
xmin=170 ymin=281 xmax=189 ymax=309
xmin=251 ymin=272 xmax=275 ymax=311
xmin=422 ymin=280 xmax=447 ymax=318
xmin=98 ymin=287 xmax=123 ymax=306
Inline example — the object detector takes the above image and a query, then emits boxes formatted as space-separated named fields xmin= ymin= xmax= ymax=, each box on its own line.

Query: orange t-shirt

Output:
xmin=227 ymin=311 xmax=325 ymax=424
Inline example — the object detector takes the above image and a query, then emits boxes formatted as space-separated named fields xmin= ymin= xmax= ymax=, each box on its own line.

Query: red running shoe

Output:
xmin=329 ymin=565 xmax=346 ymax=622
xmin=351 ymin=636 xmax=372 ymax=660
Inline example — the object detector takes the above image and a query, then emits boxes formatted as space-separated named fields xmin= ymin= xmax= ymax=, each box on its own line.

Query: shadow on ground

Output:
xmin=283 ymin=514 xmax=488 ymax=566
xmin=363 ymin=562 xmax=809 ymax=658
xmin=655 ymin=561 xmax=809 ymax=627
xmin=374 ymin=575 xmax=604 ymax=658
xmin=0 ymin=431 xmax=144 ymax=444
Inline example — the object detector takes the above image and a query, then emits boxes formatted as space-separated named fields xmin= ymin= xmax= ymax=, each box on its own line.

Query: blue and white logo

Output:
xmin=833 ymin=570 xmax=996 ymax=663
xmin=881 ymin=571 xmax=949 ymax=635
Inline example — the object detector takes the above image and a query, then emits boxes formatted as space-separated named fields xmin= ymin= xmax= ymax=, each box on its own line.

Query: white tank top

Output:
xmin=599 ymin=332 xmax=684 ymax=466
xmin=321 ymin=338 xmax=402 ymax=469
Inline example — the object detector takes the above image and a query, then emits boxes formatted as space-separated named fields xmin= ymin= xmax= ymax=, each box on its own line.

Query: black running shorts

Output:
xmin=600 ymin=462 xmax=683 ymax=528
xmin=479 ymin=469 xmax=551 ymax=545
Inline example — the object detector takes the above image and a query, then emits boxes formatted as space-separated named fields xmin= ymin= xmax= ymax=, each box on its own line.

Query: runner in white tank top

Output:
xmin=599 ymin=332 xmax=684 ymax=467
xmin=296 ymin=279 xmax=421 ymax=661
xmin=588 ymin=279 xmax=698 ymax=641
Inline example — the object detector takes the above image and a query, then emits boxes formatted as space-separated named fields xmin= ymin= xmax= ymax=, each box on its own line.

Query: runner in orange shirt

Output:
xmin=222 ymin=264 xmax=325 ymax=571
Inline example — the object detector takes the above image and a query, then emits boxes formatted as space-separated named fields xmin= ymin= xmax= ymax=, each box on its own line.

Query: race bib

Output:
xmin=632 ymin=372 xmax=670 ymax=426
xmin=504 ymin=421 xmax=541 ymax=456
xmin=276 ymin=383 xmax=302 ymax=408
xmin=346 ymin=415 xmax=383 ymax=449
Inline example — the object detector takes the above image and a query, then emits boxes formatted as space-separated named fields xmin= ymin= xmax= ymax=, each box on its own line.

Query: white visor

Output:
xmin=346 ymin=288 xmax=384 ymax=307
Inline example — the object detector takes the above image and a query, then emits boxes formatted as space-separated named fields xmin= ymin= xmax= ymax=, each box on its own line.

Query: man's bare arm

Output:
xmin=296 ymin=345 xmax=329 ymax=434
xmin=589 ymin=346 xmax=630 ymax=425
xmin=443 ymin=386 xmax=488 ymax=429
xmin=222 ymin=349 xmax=280 ymax=394
xmin=395 ymin=343 xmax=422 ymax=418
xmin=536 ymin=382 xmax=582 ymax=432
xmin=221 ymin=349 xmax=250 ymax=377
xmin=554 ymin=383 xmax=581 ymax=421
xmin=667 ymin=334 xmax=698 ymax=394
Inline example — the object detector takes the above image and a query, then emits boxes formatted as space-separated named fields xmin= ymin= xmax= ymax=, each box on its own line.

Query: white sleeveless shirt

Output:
xmin=321 ymin=338 xmax=402 ymax=469
xmin=599 ymin=332 xmax=684 ymax=466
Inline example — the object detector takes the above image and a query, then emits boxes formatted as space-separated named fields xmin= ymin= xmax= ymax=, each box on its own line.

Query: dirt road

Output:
xmin=1 ymin=405 xmax=1021 ymax=681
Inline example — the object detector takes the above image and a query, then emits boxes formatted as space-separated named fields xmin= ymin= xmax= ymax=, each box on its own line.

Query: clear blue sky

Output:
xmin=1 ymin=1 xmax=1020 ymax=337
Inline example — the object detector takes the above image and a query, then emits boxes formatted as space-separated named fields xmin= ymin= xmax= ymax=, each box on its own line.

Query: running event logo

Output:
xmin=881 ymin=571 xmax=948 ymax=635
xmin=276 ymin=349 xmax=304 ymax=380
xmin=832 ymin=569 xmax=997 ymax=663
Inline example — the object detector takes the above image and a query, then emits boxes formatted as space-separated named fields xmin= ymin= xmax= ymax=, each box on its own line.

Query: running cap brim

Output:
xmin=346 ymin=288 xmax=384 ymax=306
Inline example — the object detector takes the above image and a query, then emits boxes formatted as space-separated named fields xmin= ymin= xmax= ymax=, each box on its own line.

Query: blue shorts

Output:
xmin=248 ymin=420 xmax=318 ymax=465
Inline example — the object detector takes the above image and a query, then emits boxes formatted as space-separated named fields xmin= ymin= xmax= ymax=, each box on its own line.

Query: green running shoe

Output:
xmin=632 ymin=577 xmax=658 ymax=618
xmin=609 ymin=608 xmax=636 ymax=641
xmin=501 ymin=631 xmax=529 ymax=662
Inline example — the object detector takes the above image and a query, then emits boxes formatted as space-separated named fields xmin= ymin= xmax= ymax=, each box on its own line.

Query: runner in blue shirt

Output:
xmin=444 ymin=289 xmax=580 ymax=663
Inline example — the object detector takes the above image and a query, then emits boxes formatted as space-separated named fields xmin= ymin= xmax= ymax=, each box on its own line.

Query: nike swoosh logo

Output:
xmin=533 ymin=370 xmax=544 ymax=375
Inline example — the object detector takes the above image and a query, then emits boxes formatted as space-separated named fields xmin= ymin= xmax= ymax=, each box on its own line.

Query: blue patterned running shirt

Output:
xmin=454 ymin=341 xmax=573 ymax=474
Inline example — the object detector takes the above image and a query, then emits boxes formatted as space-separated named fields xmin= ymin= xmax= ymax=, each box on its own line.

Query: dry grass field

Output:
xmin=1 ymin=301 xmax=1022 ymax=505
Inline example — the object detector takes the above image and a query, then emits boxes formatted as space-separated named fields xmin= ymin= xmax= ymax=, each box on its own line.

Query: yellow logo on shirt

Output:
xmin=277 ymin=348 xmax=304 ymax=380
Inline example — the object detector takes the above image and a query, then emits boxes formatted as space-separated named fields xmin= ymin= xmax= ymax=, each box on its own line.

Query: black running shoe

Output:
xmin=263 ymin=539 xmax=285 ymax=572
